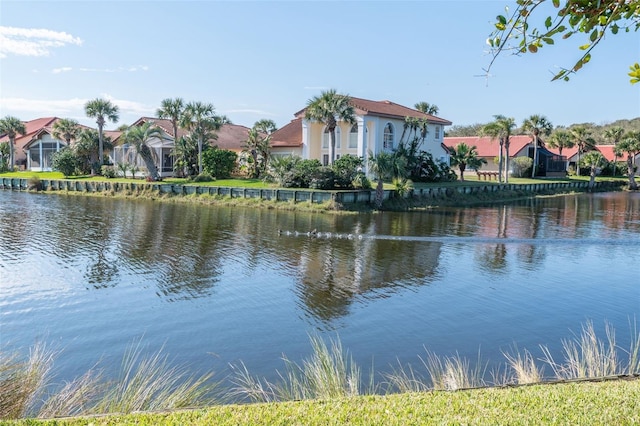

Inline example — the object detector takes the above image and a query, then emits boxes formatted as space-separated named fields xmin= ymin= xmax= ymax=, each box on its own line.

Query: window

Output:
xmin=435 ymin=125 xmax=441 ymax=139
xmin=322 ymin=154 xmax=329 ymax=166
xmin=348 ymin=124 xmax=358 ymax=149
xmin=323 ymin=127 xmax=341 ymax=149
xmin=383 ymin=123 xmax=394 ymax=150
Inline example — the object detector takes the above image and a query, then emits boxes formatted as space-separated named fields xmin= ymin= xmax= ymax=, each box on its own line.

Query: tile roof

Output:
xmin=270 ymin=118 xmax=303 ymax=147
xmin=443 ymin=135 xmax=534 ymax=158
xmin=295 ymin=96 xmax=452 ymax=125
xmin=213 ymin=124 xmax=251 ymax=151
xmin=0 ymin=117 xmax=58 ymax=151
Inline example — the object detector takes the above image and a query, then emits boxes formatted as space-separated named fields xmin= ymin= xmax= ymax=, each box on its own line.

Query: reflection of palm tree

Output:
xmin=522 ymin=114 xmax=553 ymax=178
xmin=121 ymin=122 xmax=165 ymax=181
xmin=305 ymin=89 xmax=355 ymax=165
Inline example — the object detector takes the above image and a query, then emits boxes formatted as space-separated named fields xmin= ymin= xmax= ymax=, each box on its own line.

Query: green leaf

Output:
xmin=542 ymin=37 xmax=554 ymax=45
xmin=583 ymin=53 xmax=591 ymax=64
xmin=497 ymin=15 xmax=507 ymax=25
xmin=589 ymin=29 xmax=598 ymax=42
xmin=629 ymin=63 xmax=640 ymax=84
xmin=495 ymin=23 xmax=506 ymax=31
xmin=545 ymin=16 xmax=552 ymax=29
xmin=552 ymin=0 xmax=560 ymax=6
xmin=573 ymin=60 xmax=583 ymax=72
xmin=611 ymin=24 xmax=619 ymax=34
xmin=579 ymin=43 xmax=591 ymax=51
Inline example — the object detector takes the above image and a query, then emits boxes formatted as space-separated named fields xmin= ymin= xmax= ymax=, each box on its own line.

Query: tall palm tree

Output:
xmin=482 ymin=115 xmax=515 ymax=183
xmin=74 ymin=128 xmax=113 ymax=175
xmin=156 ymin=98 xmax=185 ymax=142
xmin=449 ymin=142 xmax=487 ymax=181
xmin=305 ymin=89 xmax=355 ymax=165
xmin=0 ymin=115 xmax=26 ymax=170
xmin=569 ymin=126 xmax=596 ymax=176
xmin=522 ymin=114 xmax=553 ymax=178
xmin=614 ymin=131 xmax=640 ymax=190
xmin=180 ymin=101 xmax=226 ymax=175
xmin=121 ymin=122 xmax=165 ymax=181
xmin=84 ymin=98 xmax=119 ymax=170
xmin=414 ymin=102 xmax=439 ymax=116
xmin=51 ymin=118 xmax=80 ymax=146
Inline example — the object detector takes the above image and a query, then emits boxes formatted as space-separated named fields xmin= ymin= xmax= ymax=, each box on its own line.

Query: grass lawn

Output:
xmin=10 ymin=378 xmax=639 ymax=425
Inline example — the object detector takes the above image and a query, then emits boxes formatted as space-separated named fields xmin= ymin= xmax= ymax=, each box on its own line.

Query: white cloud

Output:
xmin=77 ymin=65 xmax=149 ymax=73
xmin=52 ymin=67 xmax=73 ymax=74
xmin=0 ymin=26 xmax=82 ymax=58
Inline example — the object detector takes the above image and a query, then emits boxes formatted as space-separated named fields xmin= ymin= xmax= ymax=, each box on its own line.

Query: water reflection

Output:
xmin=1 ymin=191 xmax=638 ymax=321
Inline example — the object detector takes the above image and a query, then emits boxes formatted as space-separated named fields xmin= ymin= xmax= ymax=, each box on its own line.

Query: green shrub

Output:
xmin=192 ymin=173 xmax=214 ymax=182
xmin=332 ymin=155 xmax=364 ymax=188
xmin=310 ymin=167 xmax=336 ymax=190
xmin=511 ymin=156 xmax=533 ymax=178
xmin=352 ymin=172 xmax=371 ymax=189
xmin=52 ymin=148 xmax=79 ymax=177
xmin=101 ymin=165 xmax=117 ymax=178
xmin=202 ymin=147 xmax=237 ymax=179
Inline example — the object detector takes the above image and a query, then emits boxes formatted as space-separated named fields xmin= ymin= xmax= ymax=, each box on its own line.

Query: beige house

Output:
xmin=270 ymin=97 xmax=452 ymax=172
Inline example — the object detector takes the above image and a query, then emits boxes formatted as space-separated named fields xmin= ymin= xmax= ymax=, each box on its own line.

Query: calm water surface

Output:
xmin=1 ymin=190 xmax=638 ymax=391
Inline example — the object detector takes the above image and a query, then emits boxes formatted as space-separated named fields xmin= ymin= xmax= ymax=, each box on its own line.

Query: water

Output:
xmin=1 ymin=190 xmax=638 ymax=392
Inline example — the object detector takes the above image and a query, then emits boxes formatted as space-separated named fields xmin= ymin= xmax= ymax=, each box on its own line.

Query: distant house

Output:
xmin=444 ymin=135 xmax=567 ymax=177
xmin=271 ymin=97 xmax=452 ymax=171
xmin=0 ymin=117 xmax=60 ymax=171
xmin=111 ymin=117 xmax=252 ymax=178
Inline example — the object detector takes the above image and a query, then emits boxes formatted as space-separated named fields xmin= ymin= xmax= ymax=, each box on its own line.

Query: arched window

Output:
xmin=348 ymin=124 xmax=358 ymax=149
xmin=322 ymin=127 xmax=341 ymax=149
xmin=383 ymin=122 xmax=394 ymax=150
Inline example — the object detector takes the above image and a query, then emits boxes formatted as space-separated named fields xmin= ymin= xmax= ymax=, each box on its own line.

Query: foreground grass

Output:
xmin=7 ymin=378 xmax=639 ymax=425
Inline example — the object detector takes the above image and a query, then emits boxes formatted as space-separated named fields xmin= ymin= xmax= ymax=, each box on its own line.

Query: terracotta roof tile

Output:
xmin=443 ymin=135 xmax=533 ymax=158
xmin=294 ymin=96 xmax=452 ymax=125
xmin=270 ymin=118 xmax=303 ymax=147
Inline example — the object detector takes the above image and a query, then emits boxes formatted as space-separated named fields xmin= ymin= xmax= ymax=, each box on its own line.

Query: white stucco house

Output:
xmin=269 ymin=97 xmax=452 ymax=173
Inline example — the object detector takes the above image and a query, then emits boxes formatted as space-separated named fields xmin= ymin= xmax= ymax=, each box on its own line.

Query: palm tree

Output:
xmin=580 ymin=151 xmax=605 ymax=190
xmin=243 ymin=120 xmax=276 ymax=179
xmin=0 ymin=115 xmax=26 ymax=170
xmin=414 ymin=102 xmax=439 ymax=115
xmin=156 ymin=98 xmax=185 ymax=142
xmin=482 ymin=115 xmax=515 ymax=183
xmin=546 ymin=130 xmax=574 ymax=157
xmin=614 ymin=132 xmax=640 ymax=190
xmin=604 ymin=126 xmax=625 ymax=177
xmin=52 ymin=118 xmax=80 ymax=146
xmin=522 ymin=114 xmax=553 ymax=178
xmin=84 ymin=98 xmax=119 ymax=170
xmin=121 ymin=122 xmax=165 ymax=181
xmin=368 ymin=150 xmax=405 ymax=210
xmin=74 ymin=128 xmax=113 ymax=175
xmin=180 ymin=101 xmax=226 ymax=175
xmin=569 ymin=126 xmax=596 ymax=176
xmin=449 ymin=143 xmax=487 ymax=181
xmin=305 ymin=89 xmax=355 ymax=165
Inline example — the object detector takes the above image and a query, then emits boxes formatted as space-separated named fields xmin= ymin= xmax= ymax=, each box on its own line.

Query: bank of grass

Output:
xmin=3 ymin=321 xmax=639 ymax=423
xmin=5 ymin=379 xmax=639 ymax=425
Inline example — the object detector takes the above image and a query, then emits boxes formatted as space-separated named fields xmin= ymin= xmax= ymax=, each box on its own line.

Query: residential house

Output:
xmin=444 ymin=135 xmax=567 ymax=177
xmin=0 ymin=117 xmax=61 ymax=171
xmin=111 ymin=117 xmax=252 ymax=178
xmin=271 ymin=97 xmax=452 ymax=171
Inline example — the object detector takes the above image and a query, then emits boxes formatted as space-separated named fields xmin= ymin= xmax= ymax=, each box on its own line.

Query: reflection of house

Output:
xmin=111 ymin=117 xmax=252 ymax=178
xmin=271 ymin=97 xmax=452 ymax=169
xmin=444 ymin=135 xmax=567 ymax=177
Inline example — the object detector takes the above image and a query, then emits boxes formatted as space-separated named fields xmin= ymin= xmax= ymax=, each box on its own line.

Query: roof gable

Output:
xmin=443 ymin=135 xmax=534 ymax=158
xmin=270 ymin=118 xmax=303 ymax=147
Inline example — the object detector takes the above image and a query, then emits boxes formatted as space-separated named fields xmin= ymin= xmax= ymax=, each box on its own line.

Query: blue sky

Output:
xmin=1 ymin=0 xmax=638 ymax=131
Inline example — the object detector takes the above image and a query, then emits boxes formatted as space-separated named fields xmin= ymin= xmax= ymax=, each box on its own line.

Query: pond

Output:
xmin=1 ymin=190 xmax=638 ymax=394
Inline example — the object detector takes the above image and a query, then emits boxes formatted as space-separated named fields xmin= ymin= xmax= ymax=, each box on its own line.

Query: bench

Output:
xmin=476 ymin=171 xmax=500 ymax=181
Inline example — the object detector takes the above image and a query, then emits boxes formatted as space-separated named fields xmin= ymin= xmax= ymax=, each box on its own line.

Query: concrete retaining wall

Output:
xmin=0 ymin=177 xmax=623 ymax=205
